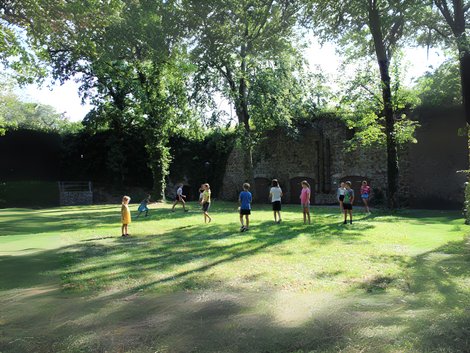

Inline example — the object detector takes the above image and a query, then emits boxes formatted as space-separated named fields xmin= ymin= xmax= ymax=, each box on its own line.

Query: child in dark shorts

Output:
xmin=201 ymin=183 xmax=212 ymax=223
xmin=269 ymin=179 xmax=283 ymax=223
xmin=337 ymin=182 xmax=346 ymax=212
xmin=343 ymin=181 xmax=354 ymax=224
xmin=239 ymin=183 xmax=252 ymax=232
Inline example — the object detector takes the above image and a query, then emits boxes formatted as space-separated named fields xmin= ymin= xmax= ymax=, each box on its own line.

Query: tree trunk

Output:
xmin=459 ymin=49 xmax=470 ymax=124
xmin=378 ymin=59 xmax=400 ymax=209
xmin=236 ymin=53 xmax=255 ymax=193
xmin=369 ymin=5 xmax=400 ymax=209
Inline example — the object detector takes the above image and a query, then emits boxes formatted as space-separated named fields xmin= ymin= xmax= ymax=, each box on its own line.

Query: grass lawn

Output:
xmin=0 ymin=202 xmax=469 ymax=353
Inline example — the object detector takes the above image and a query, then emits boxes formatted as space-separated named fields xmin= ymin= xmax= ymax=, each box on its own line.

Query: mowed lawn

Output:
xmin=0 ymin=202 xmax=469 ymax=353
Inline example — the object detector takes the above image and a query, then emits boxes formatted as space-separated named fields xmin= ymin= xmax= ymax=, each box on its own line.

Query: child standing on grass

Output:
xmin=239 ymin=183 xmax=252 ymax=232
xmin=171 ymin=184 xmax=188 ymax=212
xmin=201 ymin=183 xmax=212 ymax=223
xmin=269 ymin=179 xmax=283 ymax=223
xmin=343 ymin=181 xmax=354 ymax=224
xmin=300 ymin=180 xmax=311 ymax=224
xmin=337 ymin=182 xmax=346 ymax=212
xmin=360 ymin=180 xmax=371 ymax=214
xmin=136 ymin=194 xmax=152 ymax=218
xmin=121 ymin=195 xmax=131 ymax=237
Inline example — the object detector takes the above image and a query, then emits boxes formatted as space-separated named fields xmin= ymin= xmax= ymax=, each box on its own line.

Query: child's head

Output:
xmin=340 ymin=182 xmax=345 ymax=188
xmin=362 ymin=180 xmax=368 ymax=186
xmin=272 ymin=179 xmax=279 ymax=187
xmin=301 ymin=180 xmax=310 ymax=188
xmin=345 ymin=181 xmax=352 ymax=189
xmin=243 ymin=183 xmax=250 ymax=191
xmin=122 ymin=195 xmax=131 ymax=204
xmin=204 ymin=183 xmax=210 ymax=190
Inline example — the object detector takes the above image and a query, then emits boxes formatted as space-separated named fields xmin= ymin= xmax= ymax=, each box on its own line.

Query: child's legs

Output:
xmin=339 ymin=200 xmax=343 ymax=211
xmin=121 ymin=224 xmax=125 ymax=234
xmin=240 ymin=214 xmax=244 ymax=226
xmin=306 ymin=208 xmax=311 ymax=223
xmin=344 ymin=209 xmax=348 ymax=221
xmin=245 ymin=215 xmax=249 ymax=228
xmin=277 ymin=211 xmax=281 ymax=220
xmin=349 ymin=209 xmax=353 ymax=221
xmin=273 ymin=211 xmax=277 ymax=221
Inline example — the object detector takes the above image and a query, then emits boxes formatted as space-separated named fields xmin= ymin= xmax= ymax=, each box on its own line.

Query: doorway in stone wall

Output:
xmin=254 ymin=177 xmax=271 ymax=203
xmin=289 ymin=177 xmax=315 ymax=204
xmin=340 ymin=176 xmax=370 ymax=204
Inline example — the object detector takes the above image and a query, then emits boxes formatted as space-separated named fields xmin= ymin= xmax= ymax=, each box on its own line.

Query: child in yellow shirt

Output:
xmin=121 ymin=195 xmax=131 ymax=237
xmin=200 ymin=183 xmax=212 ymax=223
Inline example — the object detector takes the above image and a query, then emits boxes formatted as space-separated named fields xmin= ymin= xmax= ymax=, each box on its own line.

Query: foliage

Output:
xmin=415 ymin=58 xmax=462 ymax=107
xmin=0 ymin=78 xmax=80 ymax=133
xmin=186 ymin=0 xmax=304 ymax=183
xmin=248 ymin=54 xmax=320 ymax=134
xmin=338 ymin=57 xmax=420 ymax=149
xmin=0 ymin=180 xmax=59 ymax=208
xmin=303 ymin=0 xmax=426 ymax=208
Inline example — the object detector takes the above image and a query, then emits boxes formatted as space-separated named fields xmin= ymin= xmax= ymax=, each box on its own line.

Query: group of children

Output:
xmin=120 ymin=180 xmax=372 ymax=236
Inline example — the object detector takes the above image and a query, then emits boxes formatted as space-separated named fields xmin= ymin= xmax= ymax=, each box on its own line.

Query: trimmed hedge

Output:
xmin=0 ymin=181 xmax=59 ymax=208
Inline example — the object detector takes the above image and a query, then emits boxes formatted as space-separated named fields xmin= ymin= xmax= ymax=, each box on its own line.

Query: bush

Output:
xmin=0 ymin=181 xmax=59 ymax=208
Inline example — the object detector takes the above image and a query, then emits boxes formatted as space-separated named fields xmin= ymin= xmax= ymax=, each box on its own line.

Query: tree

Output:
xmin=338 ymin=57 xmax=420 ymax=149
xmin=0 ymin=79 xmax=80 ymax=133
xmin=2 ymin=0 xmax=192 ymax=199
xmin=419 ymin=1 xmax=469 ymax=123
xmin=303 ymin=0 xmax=423 ymax=208
xmin=186 ymin=0 xmax=302 ymax=185
xmin=415 ymin=59 xmax=462 ymax=107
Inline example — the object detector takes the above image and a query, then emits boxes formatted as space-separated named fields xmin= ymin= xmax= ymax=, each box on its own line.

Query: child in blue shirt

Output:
xmin=239 ymin=183 xmax=252 ymax=232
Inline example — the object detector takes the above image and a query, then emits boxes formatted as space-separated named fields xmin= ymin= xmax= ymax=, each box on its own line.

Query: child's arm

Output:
xmin=269 ymin=192 xmax=272 ymax=201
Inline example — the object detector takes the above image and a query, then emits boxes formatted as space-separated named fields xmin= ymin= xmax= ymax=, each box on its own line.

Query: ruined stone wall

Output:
xmin=221 ymin=111 xmax=466 ymax=209
xmin=221 ymin=117 xmax=390 ymax=204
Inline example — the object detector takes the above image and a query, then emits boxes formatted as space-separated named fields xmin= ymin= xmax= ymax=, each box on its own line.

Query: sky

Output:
xmin=12 ymin=40 xmax=446 ymax=122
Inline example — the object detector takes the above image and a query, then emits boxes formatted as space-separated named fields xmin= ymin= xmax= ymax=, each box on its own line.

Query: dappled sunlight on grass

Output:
xmin=0 ymin=203 xmax=469 ymax=352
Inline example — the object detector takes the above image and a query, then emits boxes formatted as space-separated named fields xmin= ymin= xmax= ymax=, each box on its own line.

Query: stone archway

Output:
xmin=340 ymin=176 xmax=370 ymax=204
xmin=254 ymin=177 xmax=271 ymax=204
xmin=289 ymin=177 xmax=315 ymax=204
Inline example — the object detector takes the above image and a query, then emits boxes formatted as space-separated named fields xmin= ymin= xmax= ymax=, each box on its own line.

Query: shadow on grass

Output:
xmin=0 ymin=203 xmax=206 ymax=236
xmin=1 ymin=206 xmax=469 ymax=352
xmin=4 ymin=237 xmax=469 ymax=353
xmin=350 ymin=237 xmax=470 ymax=352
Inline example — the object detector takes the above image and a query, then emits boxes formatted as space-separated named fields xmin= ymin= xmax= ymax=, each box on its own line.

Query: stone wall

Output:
xmin=59 ymin=191 xmax=93 ymax=206
xmin=221 ymin=117 xmax=389 ymax=204
xmin=221 ymin=109 xmax=467 ymax=209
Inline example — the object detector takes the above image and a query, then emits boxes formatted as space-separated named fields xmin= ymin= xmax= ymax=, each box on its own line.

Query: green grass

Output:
xmin=0 ymin=202 xmax=469 ymax=353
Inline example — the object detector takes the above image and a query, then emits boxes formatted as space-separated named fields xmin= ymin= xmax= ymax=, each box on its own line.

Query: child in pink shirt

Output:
xmin=300 ymin=180 xmax=311 ymax=224
xmin=360 ymin=180 xmax=371 ymax=214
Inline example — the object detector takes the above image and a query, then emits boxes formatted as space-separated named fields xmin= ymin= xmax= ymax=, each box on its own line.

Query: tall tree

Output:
xmin=304 ymin=0 xmax=422 ymax=208
xmin=186 ymin=0 xmax=301 ymax=185
xmin=2 ymin=0 xmax=191 ymax=199
xmin=419 ymin=1 xmax=469 ymax=122
xmin=78 ymin=1 xmax=191 ymax=198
